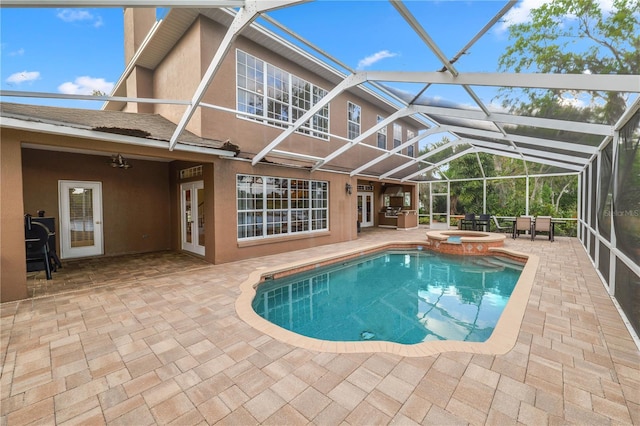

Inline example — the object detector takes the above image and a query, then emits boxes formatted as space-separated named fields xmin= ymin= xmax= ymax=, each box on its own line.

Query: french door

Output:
xmin=58 ymin=180 xmax=104 ymax=259
xmin=181 ymin=181 xmax=205 ymax=255
xmin=357 ymin=192 xmax=374 ymax=228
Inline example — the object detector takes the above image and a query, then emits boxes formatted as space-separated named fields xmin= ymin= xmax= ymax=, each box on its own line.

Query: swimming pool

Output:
xmin=252 ymin=250 xmax=523 ymax=345
xmin=236 ymin=241 xmax=539 ymax=357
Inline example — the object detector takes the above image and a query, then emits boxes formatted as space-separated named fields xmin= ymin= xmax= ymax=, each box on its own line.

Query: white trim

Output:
xmin=361 ymin=71 xmax=640 ymax=93
xmin=1 ymin=0 xmax=245 ymax=6
xmin=58 ymin=180 xmax=104 ymax=259
xmin=1 ymin=116 xmax=236 ymax=158
xmin=0 ymin=90 xmax=190 ymax=106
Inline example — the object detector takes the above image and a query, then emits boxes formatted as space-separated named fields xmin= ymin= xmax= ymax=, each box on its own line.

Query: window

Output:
xmin=237 ymin=50 xmax=329 ymax=139
xmin=393 ymin=123 xmax=402 ymax=148
xmin=406 ymin=129 xmax=415 ymax=157
xmin=348 ymin=102 xmax=361 ymax=140
xmin=179 ymin=165 xmax=203 ymax=179
xmin=377 ymin=115 xmax=387 ymax=149
xmin=237 ymin=174 xmax=329 ymax=240
xmin=266 ymin=63 xmax=289 ymax=126
xmin=237 ymin=51 xmax=264 ymax=116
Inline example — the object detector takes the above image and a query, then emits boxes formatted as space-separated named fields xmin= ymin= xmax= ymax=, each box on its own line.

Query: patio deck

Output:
xmin=1 ymin=227 xmax=638 ymax=425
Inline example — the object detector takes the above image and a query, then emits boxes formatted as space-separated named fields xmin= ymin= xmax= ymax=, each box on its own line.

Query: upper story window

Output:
xmin=393 ymin=123 xmax=402 ymax=148
xmin=406 ymin=129 xmax=415 ymax=157
xmin=377 ymin=115 xmax=387 ymax=149
xmin=348 ymin=102 xmax=361 ymax=140
xmin=237 ymin=50 xmax=329 ymax=139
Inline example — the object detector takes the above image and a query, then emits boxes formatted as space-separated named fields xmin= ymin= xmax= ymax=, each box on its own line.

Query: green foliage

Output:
xmin=498 ymin=0 xmax=639 ymax=124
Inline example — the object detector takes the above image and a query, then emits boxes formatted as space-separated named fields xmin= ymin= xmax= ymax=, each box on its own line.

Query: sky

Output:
xmin=0 ymin=0 xmax=621 ymax=111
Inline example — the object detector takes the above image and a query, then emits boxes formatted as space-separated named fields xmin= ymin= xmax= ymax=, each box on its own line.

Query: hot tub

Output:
xmin=425 ymin=230 xmax=506 ymax=255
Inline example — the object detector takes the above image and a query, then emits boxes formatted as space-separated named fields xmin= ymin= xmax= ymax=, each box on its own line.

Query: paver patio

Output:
xmin=1 ymin=227 xmax=638 ymax=425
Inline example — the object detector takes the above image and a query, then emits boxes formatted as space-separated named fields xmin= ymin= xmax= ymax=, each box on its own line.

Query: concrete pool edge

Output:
xmin=235 ymin=241 xmax=539 ymax=358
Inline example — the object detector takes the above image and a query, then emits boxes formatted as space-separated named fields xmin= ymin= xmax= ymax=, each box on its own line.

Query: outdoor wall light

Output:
xmin=345 ymin=183 xmax=352 ymax=195
xmin=110 ymin=153 xmax=132 ymax=169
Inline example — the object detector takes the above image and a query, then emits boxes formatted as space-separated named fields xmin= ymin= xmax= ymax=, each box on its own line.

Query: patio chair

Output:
xmin=513 ymin=216 xmax=532 ymax=239
xmin=532 ymin=216 xmax=552 ymax=241
xmin=492 ymin=216 xmax=513 ymax=234
xmin=461 ymin=213 xmax=475 ymax=230
xmin=476 ymin=214 xmax=491 ymax=232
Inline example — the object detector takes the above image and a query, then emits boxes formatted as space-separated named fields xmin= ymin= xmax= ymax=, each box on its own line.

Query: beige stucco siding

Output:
xmin=153 ymin=19 xmax=205 ymax=136
xmin=1 ymin=135 xmax=29 ymax=302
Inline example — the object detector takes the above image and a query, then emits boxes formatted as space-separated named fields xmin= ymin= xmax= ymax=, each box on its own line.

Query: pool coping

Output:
xmin=235 ymin=241 xmax=539 ymax=357
xmin=425 ymin=229 xmax=507 ymax=243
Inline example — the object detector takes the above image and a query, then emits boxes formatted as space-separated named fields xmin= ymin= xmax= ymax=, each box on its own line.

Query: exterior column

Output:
xmin=1 ymin=136 xmax=29 ymax=302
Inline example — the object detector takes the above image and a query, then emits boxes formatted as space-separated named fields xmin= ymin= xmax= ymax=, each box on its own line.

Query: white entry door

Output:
xmin=357 ymin=192 xmax=374 ymax=227
xmin=59 ymin=180 xmax=104 ymax=259
xmin=181 ymin=181 xmax=205 ymax=255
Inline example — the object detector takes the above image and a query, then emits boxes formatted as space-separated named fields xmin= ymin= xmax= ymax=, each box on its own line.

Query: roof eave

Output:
xmin=0 ymin=116 xmax=237 ymax=158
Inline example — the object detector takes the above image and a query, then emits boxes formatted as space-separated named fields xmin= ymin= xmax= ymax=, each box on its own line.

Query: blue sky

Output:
xmin=1 ymin=7 xmax=125 ymax=107
xmin=0 ymin=0 xmax=618 ymax=110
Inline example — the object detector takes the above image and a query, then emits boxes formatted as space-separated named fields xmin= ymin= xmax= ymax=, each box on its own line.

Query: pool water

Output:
xmin=252 ymin=250 xmax=524 ymax=345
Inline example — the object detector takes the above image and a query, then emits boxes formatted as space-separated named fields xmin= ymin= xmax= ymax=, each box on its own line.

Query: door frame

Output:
xmin=430 ymin=181 xmax=450 ymax=230
xmin=58 ymin=180 xmax=104 ymax=259
xmin=180 ymin=180 xmax=205 ymax=256
xmin=357 ymin=191 xmax=374 ymax=228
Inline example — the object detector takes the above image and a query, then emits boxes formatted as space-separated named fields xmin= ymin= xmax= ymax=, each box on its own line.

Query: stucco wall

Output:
xmin=190 ymin=17 xmax=422 ymax=167
xmin=1 ymin=137 xmax=29 ymax=302
xmin=153 ymin=18 xmax=204 ymax=136
xmin=22 ymin=149 xmax=172 ymax=257
xmin=211 ymin=159 xmax=358 ymax=264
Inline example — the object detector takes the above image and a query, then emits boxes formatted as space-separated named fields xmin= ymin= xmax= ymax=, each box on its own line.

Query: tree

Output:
xmin=498 ymin=0 xmax=640 ymax=124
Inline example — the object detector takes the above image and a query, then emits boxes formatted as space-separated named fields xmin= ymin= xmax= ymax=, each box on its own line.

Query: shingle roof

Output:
xmin=0 ymin=101 xmax=239 ymax=154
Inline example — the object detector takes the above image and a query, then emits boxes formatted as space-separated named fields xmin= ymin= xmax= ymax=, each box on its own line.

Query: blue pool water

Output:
xmin=252 ymin=250 xmax=524 ymax=345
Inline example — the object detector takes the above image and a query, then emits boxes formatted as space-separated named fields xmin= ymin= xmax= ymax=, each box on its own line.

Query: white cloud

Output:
xmin=497 ymin=0 xmax=616 ymax=32
xmin=6 ymin=71 xmax=40 ymax=84
xmin=58 ymin=76 xmax=114 ymax=95
xmin=56 ymin=8 xmax=103 ymax=27
xmin=557 ymin=94 xmax=587 ymax=109
xmin=357 ymin=50 xmax=398 ymax=69
xmin=9 ymin=48 xmax=25 ymax=57
xmin=93 ymin=16 xmax=104 ymax=28
xmin=57 ymin=9 xmax=94 ymax=22
xmin=497 ymin=0 xmax=548 ymax=32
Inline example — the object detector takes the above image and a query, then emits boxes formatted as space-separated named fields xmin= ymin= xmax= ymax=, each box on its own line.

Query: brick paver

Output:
xmin=2 ymin=228 xmax=639 ymax=425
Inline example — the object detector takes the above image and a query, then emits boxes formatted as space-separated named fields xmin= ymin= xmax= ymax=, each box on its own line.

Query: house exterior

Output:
xmin=0 ymin=7 xmax=423 ymax=303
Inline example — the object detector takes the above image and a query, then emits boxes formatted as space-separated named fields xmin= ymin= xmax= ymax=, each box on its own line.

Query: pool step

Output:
xmin=482 ymin=256 xmax=524 ymax=270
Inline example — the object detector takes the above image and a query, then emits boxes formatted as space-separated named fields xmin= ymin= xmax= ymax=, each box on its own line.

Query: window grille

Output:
xmin=237 ymin=50 xmax=329 ymax=139
xmin=348 ymin=102 xmax=361 ymax=140
xmin=237 ymin=174 xmax=329 ymax=240
xmin=357 ymin=185 xmax=374 ymax=191
xmin=180 ymin=165 xmax=203 ymax=179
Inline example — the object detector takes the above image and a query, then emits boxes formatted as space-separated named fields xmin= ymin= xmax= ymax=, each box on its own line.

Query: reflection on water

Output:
xmin=253 ymin=251 xmax=524 ymax=344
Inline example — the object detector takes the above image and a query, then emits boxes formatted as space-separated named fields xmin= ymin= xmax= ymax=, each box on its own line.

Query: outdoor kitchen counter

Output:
xmin=378 ymin=210 xmax=418 ymax=229
xmin=397 ymin=210 xmax=418 ymax=229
